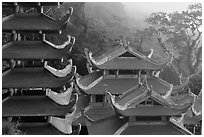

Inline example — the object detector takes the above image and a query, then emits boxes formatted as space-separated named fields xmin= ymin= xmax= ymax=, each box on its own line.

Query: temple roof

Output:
xmin=2 ymin=2 xmax=63 ymax=7
xmin=183 ymin=114 xmax=202 ymax=125
xmin=76 ymin=71 xmax=171 ymax=95
xmin=107 ymin=87 xmax=194 ymax=116
xmin=3 ymin=2 xmax=63 ymax=7
xmin=113 ymin=106 xmax=191 ymax=117
xmin=182 ymin=92 xmax=202 ymax=125
xmin=19 ymin=123 xmax=65 ymax=135
xmin=85 ymin=45 xmax=172 ymax=70
xmin=2 ymin=40 xmax=73 ymax=60
xmin=2 ymin=10 xmax=72 ymax=33
xmin=85 ymin=115 xmax=126 ymax=135
xmin=120 ymin=122 xmax=191 ymax=135
xmin=2 ymin=95 xmax=76 ymax=117
xmin=2 ymin=67 xmax=75 ymax=88
xmin=159 ymin=65 xmax=180 ymax=85
xmin=84 ymin=105 xmax=116 ymax=122
xmin=73 ymin=94 xmax=90 ymax=126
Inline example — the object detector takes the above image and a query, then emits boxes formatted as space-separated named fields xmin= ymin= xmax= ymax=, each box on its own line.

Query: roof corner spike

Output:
xmin=147 ymin=49 xmax=154 ymax=58
xmin=84 ymin=48 xmax=92 ymax=65
xmin=49 ymin=103 xmax=77 ymax=134
xmin=103 ymin=84 xmax=108 ymax=92
xmin=44 ymin=35 xmax=72 ymax=50
xmin=57 ymin=2 xmax=61 ymax=9
xmin=68 ymin=36 xmax=75 ymax=53
xmin=172 ymin=75 xmax=190 ymax=91
xmin=44 ymin=59 xmax=73 ymax=78
xmin=59 ymin=7 xmax=73 ymax=26
xmin=68 ymin=7 xmax=74 ymax=16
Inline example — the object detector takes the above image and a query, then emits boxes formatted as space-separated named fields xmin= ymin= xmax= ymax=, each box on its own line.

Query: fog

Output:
xmin=123 ymin=2 xmax=194 ymax=20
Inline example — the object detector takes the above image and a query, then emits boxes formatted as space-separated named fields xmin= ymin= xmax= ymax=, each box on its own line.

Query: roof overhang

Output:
xmin=2 ymin=67 xmax=75 ymax=88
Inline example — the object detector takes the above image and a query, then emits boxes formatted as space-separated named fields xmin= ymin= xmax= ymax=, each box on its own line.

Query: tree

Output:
xmin=2 ymin=120 xmax=23 ymax=135
xmin=144 ymin=3 xmax=202 ymax=78
xmin=131 ymin=3 xmax=202 ymax=94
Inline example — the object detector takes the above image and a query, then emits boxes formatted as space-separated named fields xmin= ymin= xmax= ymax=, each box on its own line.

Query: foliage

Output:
xmin=134 ymin=3 xmax=202 ymax=94
xmin=143 ymin=3 xmax=202 ymax=77
xmin=2 ymin=120 xmax=23 ymax=135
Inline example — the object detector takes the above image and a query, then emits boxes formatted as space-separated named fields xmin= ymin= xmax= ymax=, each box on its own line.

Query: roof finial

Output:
xmin=148 ymin=49 xmax=154 ymax=58
xmin=120 ymin=35 xmax=129 ymax=49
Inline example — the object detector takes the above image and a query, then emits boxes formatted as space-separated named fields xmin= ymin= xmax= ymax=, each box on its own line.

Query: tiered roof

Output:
xmin=74 ymin=40 xmax=199 ymax=135
xmin=85 ymin=45 xmax=172 ymax=70
xmin=76 ymin=71 xmax=186 ymax=95
xmin=2 ymin=37 xmax=75 ymax=60
xmin=2 ymin=95 xmax=76 ymax=117
xmin=106 ymin=86 xmax=194 ymax=116
xmin=19 ymin=123 xmax=65 ymax=135
xmin=84 ymin=105 xmax=116 ymax=122
xmin=2 ymin=2 xmax=79 ymax=135
xmin=2 ymin=2 xmax=63 ymax=7
xmin=119 ymin=122 xmax=192 ymax=135
xmin=3 ymin=67 xmax=76 ymax=88
xmin=3 ymin=8 xmax=72 ymax=33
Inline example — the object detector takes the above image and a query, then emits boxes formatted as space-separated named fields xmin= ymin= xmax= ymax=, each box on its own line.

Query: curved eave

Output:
xmin=73 ymin=94 xmax=90 ymax=126
xmin=76 ymin=70 xmax=104 ymax=93
xmin=90 ymin=46 xmax=126 ymax=63
xmin=146 ymin=52 xmax=172 ymax=68
xmin=128 ymin=47 xmax=147 ymax=59
xmin=113 ymin=105 xmax=191 ymax=117
xmin=148 ymin=77 xmax=171 ymax=95
xmin=151 ymin=91 xmax=194 ymax=110
xmin=85 ymin=115 xmax=126 ymax=135
xmin=183 ymin=114 xmax=202 ymax=125
xmin=2 ymin=11 xmax=72 ymax=33
xmin=111 ymin=94 xmax=192 ymax=117
xmin=108 ymin=89 xmax=193 ymax=117
xmin=77 ymin=77 xmax=140 ymax=95
xmin=169 ymin=93 xmax=194 ymax=108
xmin=19 ymin=123 xmax=65 ymax=135
xmin=86 ymin=46 xmax=147 ymax=67
xmin=2 ymin=40 xmax=72 ymax=60
xmin=2 ymin=67 xmax=75 ymax=88
xmin=192 ymin=95 xmax=202 ymax=115
xmin=86 ymin=46 xmax=126 ymax=67
xmin=77 ymin=76 xmax=173 ymax=95
xmin=89 ymin=52 xmax=172 ymax=70
xmin=46 ymin=83 xmax=74 ymax=105
xmin=2 ymin=95 xmax=76 ymax=117
xmin=115 ymin=86 xmax=147 ymax=106
xmin=84 ymin=105 xmax=116 ymax=122
xmin=172 ymin=78 xmax=190 ymax=92
xmin=121 ymin=122 xmax=191 ymax=135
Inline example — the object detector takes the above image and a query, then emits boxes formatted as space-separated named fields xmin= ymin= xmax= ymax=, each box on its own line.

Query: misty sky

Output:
xmin=123 ymin=2 xmax=194 ymax=18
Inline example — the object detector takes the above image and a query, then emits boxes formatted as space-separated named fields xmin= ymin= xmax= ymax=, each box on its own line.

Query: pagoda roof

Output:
xmin=76 ymin=72 xmax=172 ymax=95
xmin=159 ymin=65 xmax=180 ymax=85
xmin=2 ymin=66 xmax=76 ymax=88
xmin=85 ymin=115 xmax=126 ymax=135
xmin=107 ymin=87 xmax=194 ymax=116
xmin=2 ymin=95 xmax=76 ymax=117
xmin=19 ymin=123 xmax=65 ymax=135
xmin=73 ymin=94 xmax=90 ymax=126
xmin=183 ymin=114 xmax=202 ymax=125
xmin=2 ymin=39 xmax=74 ymax=60
xmin=84 ymin=105 xmax=116 ymax=122
xmin=3 ymin=2 xmax=63 ymax=7
xmin=2 ymin=9 xmax=72 ymax=33
xmin=85 ymin=46 xmax=172 ymax=70
xmin=119 ymin=122 xmax=191 ymax=135
xmin=182 ymin=93 xmax=202 ymax=125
